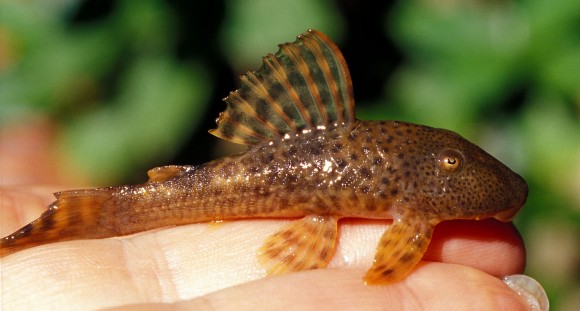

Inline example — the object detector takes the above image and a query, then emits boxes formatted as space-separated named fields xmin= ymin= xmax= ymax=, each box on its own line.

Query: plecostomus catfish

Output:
xmin=0 ymin=30 xmax=528 ymax=284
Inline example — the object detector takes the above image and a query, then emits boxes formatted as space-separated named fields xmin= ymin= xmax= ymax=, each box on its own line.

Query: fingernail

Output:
xmin=503 ymin=274 xmax=549 ymax=311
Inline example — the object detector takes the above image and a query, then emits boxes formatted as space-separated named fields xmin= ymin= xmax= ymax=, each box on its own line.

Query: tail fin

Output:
xmin=1 ymin=189 xmax=117 ymax=257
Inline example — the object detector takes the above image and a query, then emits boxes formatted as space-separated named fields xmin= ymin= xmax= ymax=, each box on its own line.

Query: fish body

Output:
xmin=0 ymin=30 xmax=528 ymax=284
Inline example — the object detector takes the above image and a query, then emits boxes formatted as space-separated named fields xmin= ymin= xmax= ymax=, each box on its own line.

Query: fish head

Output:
xmin=409 ymin=125 xmax=528 ymax=222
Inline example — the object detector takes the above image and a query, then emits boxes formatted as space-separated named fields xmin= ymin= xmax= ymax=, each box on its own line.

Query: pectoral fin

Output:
xmin=364 ymin=216 xmax=436 ymax=285
xmin=258 ymin=215 xmax=338 ymax=275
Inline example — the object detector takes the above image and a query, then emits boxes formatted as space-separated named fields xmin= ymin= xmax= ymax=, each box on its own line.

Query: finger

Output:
xmin=107 ymin=266 xmax=529 ymax=311
xmin=425 ymin=219 xmax=526 ymax=277
xmin=0 ymin=218 xmax=525 ymax=310
xmin=330 ymin=218 xmax=525 ymax=277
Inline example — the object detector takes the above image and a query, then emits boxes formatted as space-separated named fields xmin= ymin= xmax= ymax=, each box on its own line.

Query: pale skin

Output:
xmin=0 ymin=185 xmax=529 ymax=310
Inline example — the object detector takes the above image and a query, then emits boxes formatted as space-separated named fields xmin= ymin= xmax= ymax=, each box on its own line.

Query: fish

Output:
xmin=0 ymin=29 xmax=528 ymax=284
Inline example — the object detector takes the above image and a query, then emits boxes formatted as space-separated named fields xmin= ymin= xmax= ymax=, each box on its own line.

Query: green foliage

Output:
xmin=1 ymin=0 xmax=210 ymax=182
xmin=220 ymin=0 xmax=344 ymax=70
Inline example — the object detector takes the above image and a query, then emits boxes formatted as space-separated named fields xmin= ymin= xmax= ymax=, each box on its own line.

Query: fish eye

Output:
xmin=438 ymin=149 xmax=463 ymax=172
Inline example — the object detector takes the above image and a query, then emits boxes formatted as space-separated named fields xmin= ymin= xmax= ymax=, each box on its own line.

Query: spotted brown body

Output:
xmin=0 ymin=30 xmax=528 ymax=284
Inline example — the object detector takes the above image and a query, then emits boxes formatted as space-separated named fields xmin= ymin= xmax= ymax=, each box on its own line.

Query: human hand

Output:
xmin=1 ymin=185 xmax=536 ymax=310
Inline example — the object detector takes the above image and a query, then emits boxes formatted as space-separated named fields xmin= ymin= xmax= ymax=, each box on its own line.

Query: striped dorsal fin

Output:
xmin=210 ymin=29 xmax=355 ymax=145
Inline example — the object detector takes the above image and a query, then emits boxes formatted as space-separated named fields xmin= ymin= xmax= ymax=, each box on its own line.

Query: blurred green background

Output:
xmin=1 ymin=0 xmax=578 ymax=309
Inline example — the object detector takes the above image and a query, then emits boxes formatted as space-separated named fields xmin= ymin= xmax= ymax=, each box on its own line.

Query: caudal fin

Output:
xmin=1 ymin=189 xmax=117 ymax=257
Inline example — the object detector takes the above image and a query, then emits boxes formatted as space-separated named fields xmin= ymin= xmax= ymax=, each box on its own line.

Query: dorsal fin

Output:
xmin=210 ymin=29 xmax=355 ymax=145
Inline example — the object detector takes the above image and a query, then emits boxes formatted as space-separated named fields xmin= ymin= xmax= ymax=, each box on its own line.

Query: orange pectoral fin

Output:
xmin=364 ymin=216 xmax=435 ymax=285
xmin=258 ymin=215 xmax=338 ymax=275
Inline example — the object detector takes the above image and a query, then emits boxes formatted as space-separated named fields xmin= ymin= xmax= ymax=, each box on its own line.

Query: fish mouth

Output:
xmin=493 ymin=203 xmax=523 ymax=222
xmin=493 ymin=176 xmax=528 ymax=222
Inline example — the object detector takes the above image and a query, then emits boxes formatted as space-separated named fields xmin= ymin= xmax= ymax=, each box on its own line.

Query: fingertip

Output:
xmin=503 ymin=274 xmax=549 ymax=311
xmin=425 ymin=219 xmax=526 ymax=277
